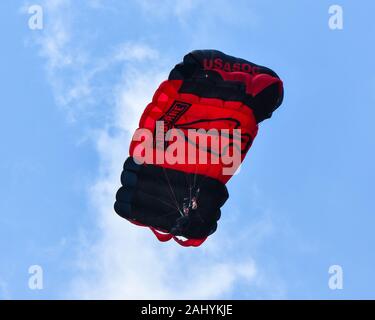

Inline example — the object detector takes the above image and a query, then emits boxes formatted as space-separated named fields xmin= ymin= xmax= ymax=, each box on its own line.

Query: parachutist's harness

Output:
xmin=182 ymin=190 xmax=199 ymax=215
xmin=171 ymin=190 xmax=200 ymax=236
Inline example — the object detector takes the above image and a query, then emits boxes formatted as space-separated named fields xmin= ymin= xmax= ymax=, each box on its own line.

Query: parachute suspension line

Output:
xmin=191 ymin=163 xmax=198 ymax=204
xmin=189 ymin=159 xmax=205 ymax=223
xmin=150 ymin=174 xmax=186 ymax=211
xmin=193 ymin=166 xmax=209 ymax=224
xmin=142 ymin=191 xmax=180 ymax=211
xmin=192 ymin=162 xmax=198 ymax=192
xmin=184 ymin=172 xmax=193 ymax=208
xmin=156 ymin=208 xmax=185 ymax=219
xmin=189 ymin=173 xmax=192 ymax=204
xmin=162 ymin=167 xmax=184 ymax=217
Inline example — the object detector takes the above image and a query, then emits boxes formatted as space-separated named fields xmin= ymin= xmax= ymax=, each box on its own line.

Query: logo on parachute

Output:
xmin=203 ymin=58 xmax=261 ymax=74
xmin=155 ymin=100 xmax=191 ymax=148
xmin=155 ymin=100 xmax=253 ymax=157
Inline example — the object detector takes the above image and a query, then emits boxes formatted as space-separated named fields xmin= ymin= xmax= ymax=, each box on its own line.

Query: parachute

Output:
xmin=114 ymin=50 xmax=284 ymax=247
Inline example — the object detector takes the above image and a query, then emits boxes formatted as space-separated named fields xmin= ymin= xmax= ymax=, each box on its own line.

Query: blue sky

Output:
xmin=1 ymin=0 xmax=375 ymax=299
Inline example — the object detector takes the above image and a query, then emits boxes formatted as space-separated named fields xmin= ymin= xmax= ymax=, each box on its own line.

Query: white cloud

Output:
xmin=24 ymin=0 xmax=88 ymax=120
xmin=27 ymin=0 xmax=284 ymax=299
xmin=114 ymin=42 xmax=159 ymax=62
xmin=136 ymin=0 xmax=201 ymax=21
xmin=136 ymin=0 xmax=259 ymax=35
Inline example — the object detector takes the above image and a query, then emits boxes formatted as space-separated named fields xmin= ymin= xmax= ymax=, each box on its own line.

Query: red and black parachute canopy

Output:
xmin=114 ymin=50 xmax=284 ymax=247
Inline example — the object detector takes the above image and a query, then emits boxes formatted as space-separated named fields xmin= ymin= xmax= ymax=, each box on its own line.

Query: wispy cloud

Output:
xmin=26 ymin=0 xmax=283 ymax=299
xmin=136 ymin=0 xmax=201 ymax=21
